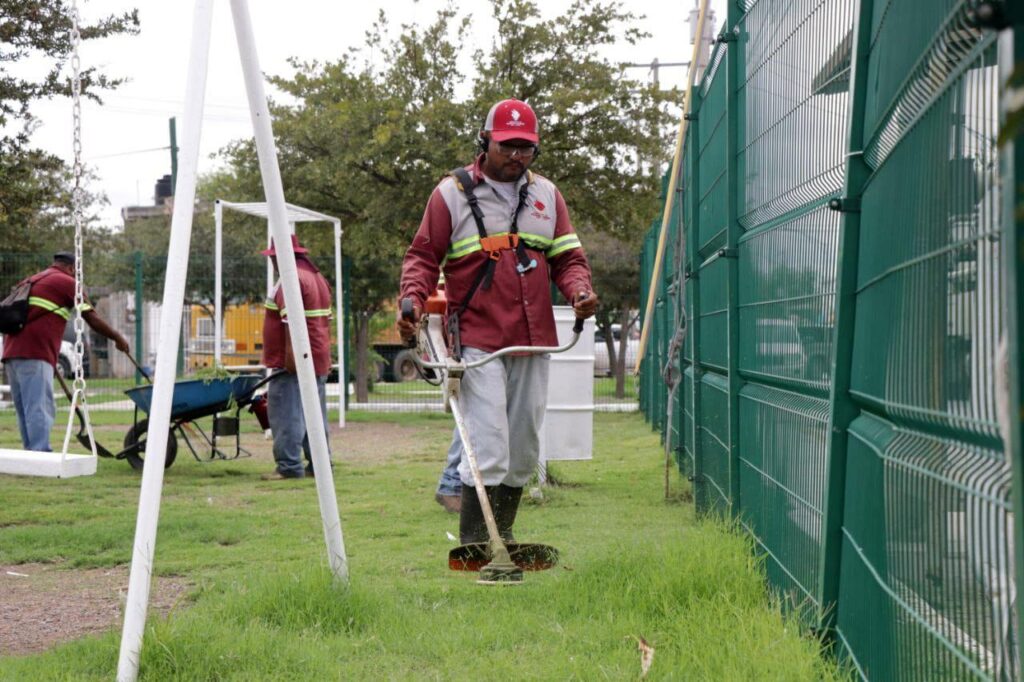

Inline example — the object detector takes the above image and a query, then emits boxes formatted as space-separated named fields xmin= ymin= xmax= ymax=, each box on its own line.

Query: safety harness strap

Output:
xmin=446 ymin=167 xmax=538 ymax=360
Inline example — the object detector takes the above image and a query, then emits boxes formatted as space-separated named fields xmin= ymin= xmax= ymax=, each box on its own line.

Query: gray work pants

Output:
xmin=454 ymin=346 xmax=549 ymax=488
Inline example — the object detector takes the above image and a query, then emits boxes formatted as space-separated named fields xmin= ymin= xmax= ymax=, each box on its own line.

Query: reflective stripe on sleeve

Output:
xmin=547 ymin=234 xmax=582 ymax=258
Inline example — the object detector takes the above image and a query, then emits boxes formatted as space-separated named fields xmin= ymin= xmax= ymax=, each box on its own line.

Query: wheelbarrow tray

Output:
xmin=124 ymin=375 xmax=264 ymax=422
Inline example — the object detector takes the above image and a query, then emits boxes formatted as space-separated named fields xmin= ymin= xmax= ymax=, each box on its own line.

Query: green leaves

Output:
xmin=0 ymin=0 xmax=138 ymax=254
xmin=213 ymin=0 xmax=678 ymax=392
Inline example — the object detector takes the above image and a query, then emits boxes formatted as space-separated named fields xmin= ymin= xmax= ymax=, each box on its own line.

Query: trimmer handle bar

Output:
xmin=399 ymin=296 xmax=586 ymax=370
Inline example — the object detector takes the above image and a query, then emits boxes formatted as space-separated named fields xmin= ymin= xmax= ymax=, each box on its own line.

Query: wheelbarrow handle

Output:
xmin=124 ymin=351 xmax=152 ymax=384
xmin=247 ymin=369 xmax=288 ymax=395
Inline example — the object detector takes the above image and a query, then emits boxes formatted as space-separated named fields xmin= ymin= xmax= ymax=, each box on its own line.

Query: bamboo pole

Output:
xmin=634 ymin=0 xmax=712 ymax=375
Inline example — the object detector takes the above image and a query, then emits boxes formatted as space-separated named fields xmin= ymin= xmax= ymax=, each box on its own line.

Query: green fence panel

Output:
xmin=739 ymin=383 xmax=831 ymax=612
xmin=696 ymin=258 xmax=729 ymax=372
xmin=699 ymin=370 xmax=731 ymax=515
xmin=697 ymin=45 xmax=731 ymax=258
xmin=835 ymin=1 xmax=1013 ymax=676
xmin=1006 ymin=10 xmax=1024 ymax=672
xmin=680 ymin=365 xmax=695 ymax=478
xmin=638 ymin=0 xmax=1022 ymax=676
xmin=733 ymin=0 xmax=853 ymax=617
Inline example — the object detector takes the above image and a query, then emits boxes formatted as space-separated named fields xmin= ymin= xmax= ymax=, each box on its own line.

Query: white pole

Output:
xmin=334 ymin=219 xmax=345 ymax=428
xmin=214 ymin=199 xmax=223 ymax=366
xmin=117 ymin=1 xmax=214 ymax=680
xmin=230 ymin=0 xmax=348 ymax=582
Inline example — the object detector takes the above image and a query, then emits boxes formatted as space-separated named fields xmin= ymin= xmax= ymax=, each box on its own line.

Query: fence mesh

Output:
xmin=640 ymin=0 xmax=1021 ymax=678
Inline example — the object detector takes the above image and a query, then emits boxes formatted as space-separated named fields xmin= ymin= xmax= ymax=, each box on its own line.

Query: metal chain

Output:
xmin=70 ymin=0 xmax=86 ymax=394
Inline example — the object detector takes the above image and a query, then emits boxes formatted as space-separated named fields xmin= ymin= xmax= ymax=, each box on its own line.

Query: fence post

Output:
xmin=640 ymin=228 xmax=655 ymax=422
xmin=342 ymin=256 xmax=352 ymax=411
xmin=1000 ymin=11 xmax=1024 ymax=670
xmin=687 ymin=91 xmax=706 ymax=512
xmin=725 ymin=7 xmax=744 ymax=513
xmin=816 ymin=0 xmax=874 ymax=638
xmin=134 ymin=251 xmax=144 ymax=385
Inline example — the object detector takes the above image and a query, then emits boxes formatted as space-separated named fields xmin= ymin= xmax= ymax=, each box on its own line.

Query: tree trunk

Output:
xmin=354 ymin=312 xmax=371 ymax=403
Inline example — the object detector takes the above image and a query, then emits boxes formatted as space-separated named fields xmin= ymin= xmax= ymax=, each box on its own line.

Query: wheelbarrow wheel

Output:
xmin=123 ymin=419 xmax=178 ymax=471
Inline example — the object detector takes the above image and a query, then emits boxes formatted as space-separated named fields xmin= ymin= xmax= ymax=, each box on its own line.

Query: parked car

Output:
xmin=754 ymin=318 xmax=806 ymax=377
xmin=593 ymin=324 xmax=639 ymax=377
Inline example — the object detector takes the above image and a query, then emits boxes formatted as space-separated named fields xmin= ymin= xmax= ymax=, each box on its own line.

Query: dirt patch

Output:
xmin=331 ymin=421 xmax=447 ymax=464
xmin=232 ymin=420 xmax=447 ymax=468
xmin=0 ymin=422 xmax=444 ymax=658
xmin=0 ymin=564 xmax=189 ymax=657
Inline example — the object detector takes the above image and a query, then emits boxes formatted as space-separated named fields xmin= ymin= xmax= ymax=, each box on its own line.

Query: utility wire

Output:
xmin=87 ymin=145 xmax=170 ymax=161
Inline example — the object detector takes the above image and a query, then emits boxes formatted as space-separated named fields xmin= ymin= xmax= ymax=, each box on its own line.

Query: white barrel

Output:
xmin=540 ymin=306 xmax=595 ymax=461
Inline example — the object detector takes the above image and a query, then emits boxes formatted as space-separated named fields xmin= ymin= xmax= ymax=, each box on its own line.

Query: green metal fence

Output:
xmin=640 ymin=0 xmax=1022 ymax=678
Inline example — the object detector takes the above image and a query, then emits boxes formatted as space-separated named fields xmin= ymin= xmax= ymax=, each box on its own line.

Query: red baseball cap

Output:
xmin=483 ymin=99 xmax=539 ymax=143
xmin=261 ymin=234 xmax=308 ymax=256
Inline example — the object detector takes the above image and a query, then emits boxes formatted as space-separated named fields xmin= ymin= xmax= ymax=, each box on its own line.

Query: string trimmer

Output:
xmin=401 ymin=295 xmax=584 ymax=585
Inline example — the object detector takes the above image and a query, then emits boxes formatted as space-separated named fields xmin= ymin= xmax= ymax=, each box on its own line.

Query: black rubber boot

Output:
xmin=459 ymin=486 xmax=491 ymax=544
xmin=493 ymin=485 xmax=524 ymax=543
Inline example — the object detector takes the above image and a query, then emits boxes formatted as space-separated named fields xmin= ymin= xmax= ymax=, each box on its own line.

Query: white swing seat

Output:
xmin=0 ymin=448 xmax=97 ymax=478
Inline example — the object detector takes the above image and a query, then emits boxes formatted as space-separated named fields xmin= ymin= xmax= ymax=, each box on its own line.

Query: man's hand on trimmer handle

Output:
xmin=573 ymin=291 xmax=598 ymax=318
xmin=572 ymin=291 xmax=598 ymax=333
xmin=396 ymin=297 xmax=421 ymax=346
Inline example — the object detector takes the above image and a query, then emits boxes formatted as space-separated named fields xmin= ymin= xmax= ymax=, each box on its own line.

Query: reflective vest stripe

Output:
xmin=547 ymin=234 xmax=582 ymax=258
xmin=519 ymin=233 xmax=552 ymax=250
xmin=447 ymin=232 xmax=554 ymax=260
xmin=280 ymin=308 xmax=332 ymax=319
xmin=448 ymin=234 xmax=482 ymax=259
xmin=29 ymin=296 xmax=71 ymax=320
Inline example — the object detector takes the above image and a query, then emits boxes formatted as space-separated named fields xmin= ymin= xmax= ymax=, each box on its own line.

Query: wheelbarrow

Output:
xmin=118 ymin=372 xmax=280 ymax=471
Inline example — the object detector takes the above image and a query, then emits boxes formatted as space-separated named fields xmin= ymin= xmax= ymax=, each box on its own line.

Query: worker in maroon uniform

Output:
xmin=1 ymin=252 xmax=128 ymax=452
xmin=260 ymin=235 xmax=334 ymax=480
xmin=398 ymin=98 xmax=598 ymax=544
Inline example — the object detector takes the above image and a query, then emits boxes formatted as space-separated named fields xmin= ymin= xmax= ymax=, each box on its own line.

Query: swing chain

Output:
xmin=70 ymin=0 xmax=87 ymax=395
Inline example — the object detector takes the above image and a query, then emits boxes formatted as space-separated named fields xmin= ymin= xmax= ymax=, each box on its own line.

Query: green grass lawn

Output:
xmin=0 ymin=411 xmax=843 ymax=680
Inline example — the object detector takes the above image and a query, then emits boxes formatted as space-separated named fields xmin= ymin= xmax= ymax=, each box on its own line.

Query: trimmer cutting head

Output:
xmin=478 ymin=558 xmax=524 ymax=585
xmin=449 ymin=542 xmax=560 ymax=579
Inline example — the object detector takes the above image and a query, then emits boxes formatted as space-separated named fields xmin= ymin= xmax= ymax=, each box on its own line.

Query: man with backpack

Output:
xmin=1 ymin=252 xmax=129 ymax=452
xmin=398 ymin=98 xmax=598 ymax=544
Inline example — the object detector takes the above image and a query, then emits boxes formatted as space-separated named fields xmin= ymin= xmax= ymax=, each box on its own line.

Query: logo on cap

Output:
xmin=484 ymin=99 xmax=539 ymax=143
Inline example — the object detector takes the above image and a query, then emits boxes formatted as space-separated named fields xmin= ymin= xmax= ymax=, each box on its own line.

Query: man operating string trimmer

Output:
xmin=398 ymin=98 xmax=598 ymax=551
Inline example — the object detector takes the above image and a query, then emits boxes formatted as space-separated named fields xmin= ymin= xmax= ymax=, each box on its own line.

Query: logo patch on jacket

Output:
xmin=531 ymin=198 xmax=550 ymax=221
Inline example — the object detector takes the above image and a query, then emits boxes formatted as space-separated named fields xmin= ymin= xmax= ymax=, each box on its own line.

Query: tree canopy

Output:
xmin=0 ymin=1 xmax=138 ymax=253
xmin=214 ymin=0 xmax=676 ymax=395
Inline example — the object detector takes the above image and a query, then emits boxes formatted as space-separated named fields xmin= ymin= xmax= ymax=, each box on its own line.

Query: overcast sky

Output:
xmin=22 ymin=0 xmax=725 ymax=226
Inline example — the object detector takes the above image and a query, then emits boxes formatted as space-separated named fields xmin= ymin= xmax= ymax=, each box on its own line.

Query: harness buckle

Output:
xmin=479 ymin=233 xmax=519 ymax=257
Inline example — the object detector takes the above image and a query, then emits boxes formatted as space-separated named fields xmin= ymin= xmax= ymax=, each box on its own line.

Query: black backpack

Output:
xmin=0 ymin=275 xmax=40 ymax=335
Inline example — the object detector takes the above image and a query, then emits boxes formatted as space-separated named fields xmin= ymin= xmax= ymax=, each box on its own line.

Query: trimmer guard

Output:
xmin=449 ymin=542 xmax=560 ymax=572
